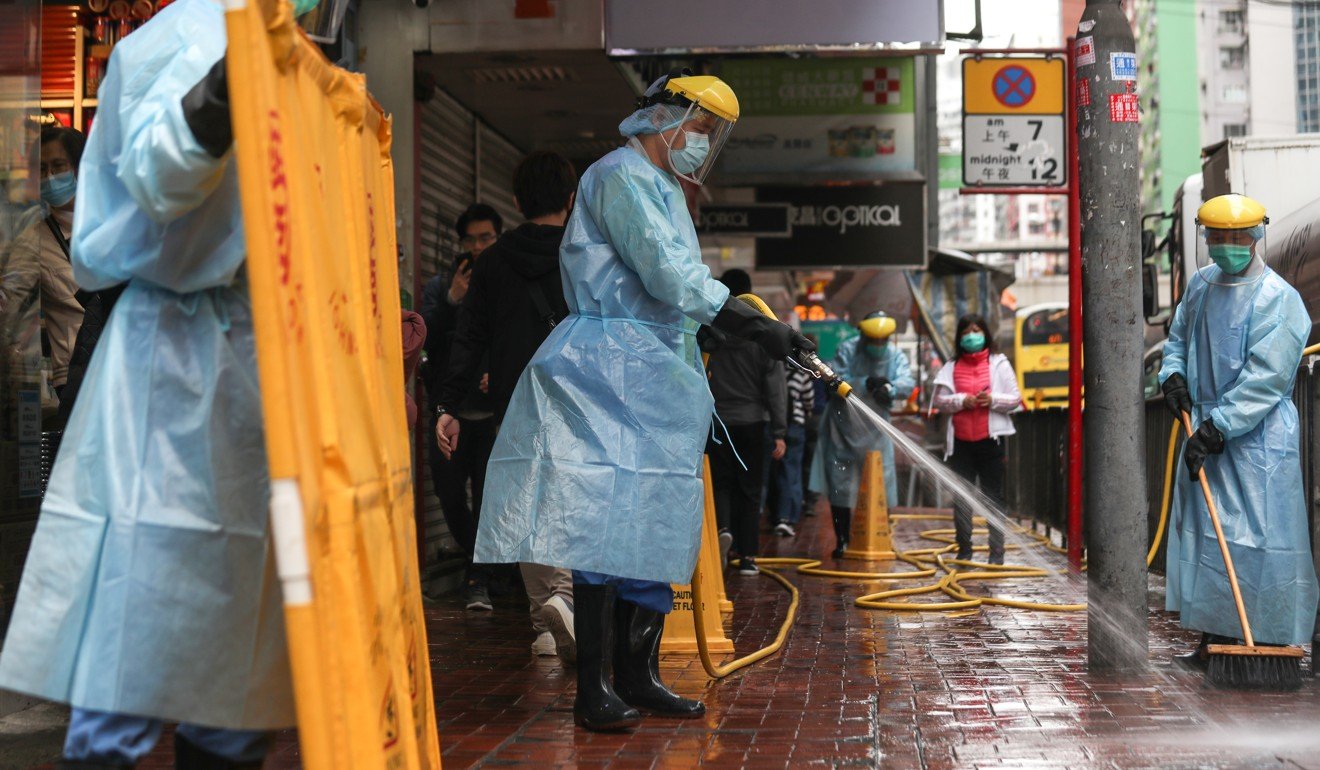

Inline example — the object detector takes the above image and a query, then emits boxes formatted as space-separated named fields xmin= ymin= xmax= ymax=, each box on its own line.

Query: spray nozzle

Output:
xmin=792 ymin=349 xmax=853 ymax=399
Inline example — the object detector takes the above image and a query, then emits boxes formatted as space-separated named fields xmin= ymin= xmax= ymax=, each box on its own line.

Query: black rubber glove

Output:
xmin=865 ymin=376 xmax=894 ymax=408
xmin=182 ymin=56 xmax=232 ymax=159
xmin=1184 ymin=419 xmax=1225 ymax=480
xmin=1161 ymin=373 xmax=1193 ymax=422
xmin=710 ymin=297 xmax=815 ymax=360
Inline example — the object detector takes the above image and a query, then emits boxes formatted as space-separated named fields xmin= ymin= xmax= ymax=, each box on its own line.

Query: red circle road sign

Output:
xmin=992 ymin=65 xmax=1036 ymax=108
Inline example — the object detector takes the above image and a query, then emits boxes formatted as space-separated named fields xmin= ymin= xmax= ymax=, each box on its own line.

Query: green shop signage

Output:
xmin=719 ymin=57 xmax=917 ymax=179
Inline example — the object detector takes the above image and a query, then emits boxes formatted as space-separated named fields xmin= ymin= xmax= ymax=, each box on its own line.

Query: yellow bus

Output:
xmin=1015 ymin=303 xmax=1069 ymax=409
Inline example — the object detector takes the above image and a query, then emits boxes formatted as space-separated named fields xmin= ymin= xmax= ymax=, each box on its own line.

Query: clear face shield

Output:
xmin=297 ymin=0 xmax=349 ymax=44
xmin=660 ymin=103 xmax=735 ymax=186
xmin=1196 ymin=224 xmax=1266 ymax=285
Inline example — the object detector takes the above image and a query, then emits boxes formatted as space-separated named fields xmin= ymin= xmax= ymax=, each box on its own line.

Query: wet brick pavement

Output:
xmin=27 ymin=503 xmax=1320 ymax=769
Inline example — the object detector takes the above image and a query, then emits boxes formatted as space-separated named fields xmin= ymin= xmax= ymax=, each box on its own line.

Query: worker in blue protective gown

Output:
xmin=809 ymin=311 xmax=914 ymax=558
xmin=466 ymin=70 xmax=813 ymax=733
xmin=0 ymin=0 xmax=347 ymax=765
xmin=1159 ymin=193 xmax=1320 ymax=669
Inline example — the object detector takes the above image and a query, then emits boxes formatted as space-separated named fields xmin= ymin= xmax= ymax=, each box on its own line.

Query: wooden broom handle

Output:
xmin=1181 ymin=411 xmax=1255 ymax=647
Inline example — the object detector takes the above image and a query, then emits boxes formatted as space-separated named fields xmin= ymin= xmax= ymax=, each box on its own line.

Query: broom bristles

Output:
xmin=1207 ymin=651 xmax=1302 ymax=691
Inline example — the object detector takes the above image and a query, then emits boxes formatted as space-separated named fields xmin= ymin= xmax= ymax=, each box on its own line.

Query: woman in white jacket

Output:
xmin=931 ymin=314 xmax=1021 ymax=564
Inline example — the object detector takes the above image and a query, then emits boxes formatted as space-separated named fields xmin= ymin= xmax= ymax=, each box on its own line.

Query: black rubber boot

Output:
xmin=1174 ymin=633 xmax=1210 ymax=671
xmin=613 ymin=601 xmax=705 ymax=719
xmin=573 ymin=584 xmax=641 ymax=732
xmin=56 ymin=761 xmax=133 ymax=770
xmin=830 ymin=505 xmax=851 ymax=558
xmin=174 ymin=732 xmax=263 ymax=770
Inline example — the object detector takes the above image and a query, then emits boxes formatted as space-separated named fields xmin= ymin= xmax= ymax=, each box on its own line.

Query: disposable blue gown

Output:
xmin=809 ymin=338 xmax=914 ymax=508
xmin=1159 ymin=264 xmax=1319 ymax=645
xmin=474 ymin=145 xmax=729 ymax=585
xmin=0 ymin=0 xmax=294 ymax=729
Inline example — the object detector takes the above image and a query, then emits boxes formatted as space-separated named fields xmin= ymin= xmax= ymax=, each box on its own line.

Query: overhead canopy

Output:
xmin=905 ymin=248 xmax=1016 ymax=361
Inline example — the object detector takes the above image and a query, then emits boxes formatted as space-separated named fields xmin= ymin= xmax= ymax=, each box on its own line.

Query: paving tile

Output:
xmin=98 ymin=504 xmax=1320 ymax=769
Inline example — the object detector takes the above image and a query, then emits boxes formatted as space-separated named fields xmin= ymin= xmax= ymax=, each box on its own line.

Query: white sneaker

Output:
xmin=775 ymin=522 xmax=795 ymax=537
xmin=541 ymin=594 xmax=577 ymax=665
xmin=718 ymin=530 xmax=733 ymax=570
xmin=531 ymin=631 xmax=557 ymax=656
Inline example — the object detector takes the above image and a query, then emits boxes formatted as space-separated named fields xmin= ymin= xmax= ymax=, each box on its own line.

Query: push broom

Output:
xmin=1180 ymin=410 xmax=1304 ymax=690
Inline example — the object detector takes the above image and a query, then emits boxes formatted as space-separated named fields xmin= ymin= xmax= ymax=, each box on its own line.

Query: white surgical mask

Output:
xmin=668 ymin=131 xmax=709 ymax=175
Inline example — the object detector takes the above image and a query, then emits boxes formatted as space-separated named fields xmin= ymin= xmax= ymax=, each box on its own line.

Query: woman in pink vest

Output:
xmin=932 ymin=314 xmax=1022 ymax=564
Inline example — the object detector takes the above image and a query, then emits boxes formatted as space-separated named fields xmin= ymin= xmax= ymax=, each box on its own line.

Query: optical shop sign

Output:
xmin=755 ymin=183 xmax=927 ymax=269
xmin=719 ymin=57 xmax=917 ymax=179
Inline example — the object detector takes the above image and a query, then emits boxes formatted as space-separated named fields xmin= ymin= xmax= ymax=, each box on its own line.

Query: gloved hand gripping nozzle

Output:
xmin=793 ymin=349 xmax=853 ymax=399
xmin=719 ymin=293 xmax=850 ymax=398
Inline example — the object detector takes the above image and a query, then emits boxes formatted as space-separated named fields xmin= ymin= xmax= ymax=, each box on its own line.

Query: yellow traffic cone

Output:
xmin=661 ymin=457 xmax=734 ymax=653
xmin=699 ymin=456 xmax=734 ymax=615
xmin=843 ymin=450 xmax=897 ymax=561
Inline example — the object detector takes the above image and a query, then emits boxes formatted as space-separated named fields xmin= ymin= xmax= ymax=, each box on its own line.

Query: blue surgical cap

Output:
xmin=618 ymin=74 xmax=690 ymax=137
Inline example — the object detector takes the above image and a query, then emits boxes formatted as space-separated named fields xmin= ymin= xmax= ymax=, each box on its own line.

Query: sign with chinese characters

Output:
xmin=1109 ymin=52 xmax=1137 ymax=81
xmin=1109 ymin=92 xmax=1139 ymax=122
xmin=963 ymin=115 xmax=1066 ymax=186
xmin=754 ymin=183 xmax=927 ymax=269
xmin=718 ymin=57 xmax=916 ymax=180
xmin=962 ymin=56 xmax=1067 ymax=188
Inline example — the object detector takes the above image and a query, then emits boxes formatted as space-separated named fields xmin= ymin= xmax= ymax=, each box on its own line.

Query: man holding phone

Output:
xmin=421 ymin=203 xmax=502 ymax=611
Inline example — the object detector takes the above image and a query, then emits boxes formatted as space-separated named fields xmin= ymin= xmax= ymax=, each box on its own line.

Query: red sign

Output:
xmin=1109 ymin=93 xmax=1139 ymax=123
xmin=1076 ymin=78 xmax=1091 ymax=108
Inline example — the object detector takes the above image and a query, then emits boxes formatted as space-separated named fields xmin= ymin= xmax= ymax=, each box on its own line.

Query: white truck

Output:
xmin=1139 ymin=135 xmax=1320 ymax=392
xmin=1152 ymin=135 xmax=1320 ymax=327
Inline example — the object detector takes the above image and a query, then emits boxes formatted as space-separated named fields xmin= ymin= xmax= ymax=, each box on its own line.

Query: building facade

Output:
xmin=1132 ymin=0 xmax=1202 ymax=220
xmin=1196 ymin=0 xmax=1298 ymax=143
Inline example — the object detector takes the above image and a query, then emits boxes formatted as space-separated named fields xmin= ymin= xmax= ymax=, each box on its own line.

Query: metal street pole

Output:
xmin=1075 ymin=0 xmax=1148 ymax=671
xmin=1066 ymin=37 xmax=1084 ymax=573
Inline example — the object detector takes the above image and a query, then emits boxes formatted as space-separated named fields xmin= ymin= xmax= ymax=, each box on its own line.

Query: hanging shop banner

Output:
xmin=719 ymin=57 xmax=917 ymax=180
xmin=754 ymin=183 xmax=927 ymax=269
xmin=905 ymin=251 xmax=1016 ymax=360
xmin=938 ymin=153 xmax=963 ymax=190
xmin=605 ymin=0 xmax=942 ymax=56
xmin=224 ymin=0 xmax=442 ymax=767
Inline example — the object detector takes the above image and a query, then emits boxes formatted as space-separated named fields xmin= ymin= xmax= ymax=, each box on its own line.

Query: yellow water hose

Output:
xmin=1149 ymin=421 xmax=1180 ymax=567
xmin=1304 ymin=342 xmax=1320 ymax=357
xmin=686 ymin=511 xmax=1087 ymax=679
xmin=683 ymin=293 xmax=1092 ymax=680
xmin=690 ymin=548 xmax=800 ymax=678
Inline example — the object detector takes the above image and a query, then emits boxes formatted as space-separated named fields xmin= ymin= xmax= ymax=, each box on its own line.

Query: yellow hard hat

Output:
xmin=666 ymin=75 xmax=740 ymax=123
xmin=858 ymin=311 xmax=897 ymax=341
xmin=1196 ymin=194 xmax=1268 ymax=230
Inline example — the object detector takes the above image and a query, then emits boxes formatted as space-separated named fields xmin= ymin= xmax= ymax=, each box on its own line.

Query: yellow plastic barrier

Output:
xmin=225 ymin=0 xmax=441 ymax=766
xmin=842 ymin=451 xmax=896 ymax=560
xmin=662 ymin=458 xmax=734 ymax=654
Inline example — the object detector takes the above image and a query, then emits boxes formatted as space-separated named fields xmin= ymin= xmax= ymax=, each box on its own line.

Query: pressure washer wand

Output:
xmin=731 ymin=292 xmax=853 ymax=399
xmin=792 ymin=349 xmax=853 ymax=399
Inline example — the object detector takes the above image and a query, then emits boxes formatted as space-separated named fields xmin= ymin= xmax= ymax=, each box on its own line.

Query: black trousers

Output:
xmin=947 ymin=437 xmax=1006 ymax=558
xmin=427 ymin=415 xmax=498 ymax=571
xmin=708 ymin=421 xmax=768 ymax=560
xmin=802 ymin=415 xmax=820 ymax=503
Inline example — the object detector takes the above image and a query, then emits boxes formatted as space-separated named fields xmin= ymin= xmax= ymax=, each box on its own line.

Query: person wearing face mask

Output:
xmin=931 ymin=314 xmax=1021 ymax=564
xmin=471 ymin=69 xmax=813 ymax=733
xmin=0 ymin=0 xmax=349 ymax=765
xmin=36 ymin=126 xmax=87 ymax=408
xmin=1158 ymin=194 xmax=1318 ymax=668
xmin=809 ymin=311 xmax=915 ymax=558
